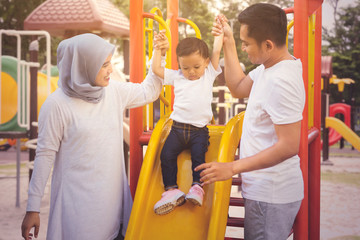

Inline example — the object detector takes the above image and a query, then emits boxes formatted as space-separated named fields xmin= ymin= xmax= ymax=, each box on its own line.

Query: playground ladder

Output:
xmin=225 ymin=176 xmax=244 ymax=240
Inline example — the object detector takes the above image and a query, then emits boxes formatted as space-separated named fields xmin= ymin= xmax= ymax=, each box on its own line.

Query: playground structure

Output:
xmin=1 ymin=0 xmax=359 ymax=239
xmin=126 ymin=113 xmax=244 ymax=239
xmin=0 ymin=0 xmax=323 ymax=239
xmin=125 ymin=0 xmax=324 ymax=239
xmin=321 ymin=56 xmax=360 ymax=162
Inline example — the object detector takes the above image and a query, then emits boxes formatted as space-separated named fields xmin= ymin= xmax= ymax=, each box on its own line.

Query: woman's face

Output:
xmin=94 ymin=54 xmax=113 ymax=87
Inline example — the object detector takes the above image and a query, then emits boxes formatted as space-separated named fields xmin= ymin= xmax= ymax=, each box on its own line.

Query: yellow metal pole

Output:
xmin=308 ymin=14 xmax=316 ymax=128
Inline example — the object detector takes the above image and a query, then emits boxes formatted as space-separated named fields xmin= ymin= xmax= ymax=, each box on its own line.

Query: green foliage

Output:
xmin=0 ymin=0 xmax=296 ymax=71
xmin=141 ymin=0 xmax=216 ymax=52
xmin=218 ymin=0 xmax=293 ymax=74
xmin=0 ymin=0 xmax=44 ymax=30
xmin=0 ymin=0 xmax=61 ymax=65
xmin=133 ymin=0 xmax=293 ymax=74
xmin=322 ymin=0 xmax=360 ymax=104
xmin=111 ymin=0 xmax=130 ymax=18
xmin=220 ymin=2 xmax=253 ymax=73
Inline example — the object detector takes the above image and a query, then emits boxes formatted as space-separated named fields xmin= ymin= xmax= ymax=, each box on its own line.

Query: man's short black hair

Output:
xmin=238 ymin=3 xmax=288 ymax=47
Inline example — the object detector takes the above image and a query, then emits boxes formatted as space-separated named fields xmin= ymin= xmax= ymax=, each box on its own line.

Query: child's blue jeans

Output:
xmin=160 ymin=120 xmax=210 ymax=190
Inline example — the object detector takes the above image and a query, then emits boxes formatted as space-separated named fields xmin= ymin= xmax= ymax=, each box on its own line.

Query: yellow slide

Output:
xmin=125 ymin=112 xmax=245 ymax=240
xmin=326 ymin=116 xmax=360 ymax=151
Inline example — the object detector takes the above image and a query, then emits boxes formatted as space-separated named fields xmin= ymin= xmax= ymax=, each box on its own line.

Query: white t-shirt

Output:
xmin=27 ymin=71 xmax=162 ymax=240
xmin=164 ymin=63 xmax=221 ymax=127
xmin=240 ymin=59 xmax=305 ymax=204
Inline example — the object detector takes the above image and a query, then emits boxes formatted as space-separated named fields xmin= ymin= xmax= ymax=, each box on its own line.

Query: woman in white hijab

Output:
xmin=21 ymin=33 xmax=166 ymax=240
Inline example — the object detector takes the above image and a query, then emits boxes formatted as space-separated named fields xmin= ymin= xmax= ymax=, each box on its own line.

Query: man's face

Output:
xmin=239 ymin=25 xmax=268 ymax=65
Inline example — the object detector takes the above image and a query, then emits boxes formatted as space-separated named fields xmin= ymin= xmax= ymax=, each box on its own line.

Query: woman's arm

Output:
xmin=152 ymin=30 xmax=168 ymax=79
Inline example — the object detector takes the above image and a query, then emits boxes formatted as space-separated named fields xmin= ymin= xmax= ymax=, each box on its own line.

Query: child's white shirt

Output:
xmin=164 ymin=63 xmax=222 ymax=127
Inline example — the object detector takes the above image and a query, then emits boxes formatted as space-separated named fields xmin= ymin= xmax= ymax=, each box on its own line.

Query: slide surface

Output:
xmin=125 ymin=113 xmax=244 ymax=240
xmin=326 ymin=116 xmax=360 ymax=151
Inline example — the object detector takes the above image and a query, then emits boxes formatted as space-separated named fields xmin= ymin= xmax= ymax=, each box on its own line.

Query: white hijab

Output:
xmin=57 ymin=33 xmax=115 ymax=103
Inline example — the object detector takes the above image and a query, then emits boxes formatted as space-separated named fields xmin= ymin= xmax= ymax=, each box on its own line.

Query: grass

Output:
xmin=0 ymin=162 xmax=27 ymax=169
xmin=0 ymin=163 xmax=28 ymax=177
xmin=321 ymin=171 xmax=360 ymax=187
xmin=329 ymin=141 xmax=360 ymax=154
xmin=329 ymin=236 xmax=360 ymax=240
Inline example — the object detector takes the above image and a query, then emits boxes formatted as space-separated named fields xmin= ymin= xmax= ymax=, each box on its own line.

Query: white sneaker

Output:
xmin=154 ymin=189 xmax=186 ymax=215
xmin=185 ymin=184 xmax=204 ymax=206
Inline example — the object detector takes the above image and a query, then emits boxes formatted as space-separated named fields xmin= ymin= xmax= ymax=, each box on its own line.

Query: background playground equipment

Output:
xmin=0 ymin=29 xmax=52 ymax=208
xmin=0 ymin=56 xmax=25 ymax=133
xmin=0 ymin=30 xmax=52 ymax=133
xmin=0 ymin=56 xmax=58 ymax=133
xmin=321 ymin=56 xmax=359 ymax=162
xmin=0 ymin=55 xmax=58 ymax=151
xmin=327 ymin=103 xmax=352 ymax=146
xmin=126 ymin=0 xmax=324 ymax=239
xmin=329 ymin=74 xmax=355 ymax=93
xmin=322 ymin=103 xmax=360 ymax=156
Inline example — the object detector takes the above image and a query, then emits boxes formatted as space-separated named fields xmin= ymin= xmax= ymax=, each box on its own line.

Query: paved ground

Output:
xmin=0 ymin=145 xmax=359 ymax=240
xmin=319 ymin=147 xmax=360 ymax=240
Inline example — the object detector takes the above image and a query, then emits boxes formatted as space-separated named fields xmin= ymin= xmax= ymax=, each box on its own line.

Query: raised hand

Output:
xmin=154 ymin=29 xmax=169 ymax=56
xmin=212 ymin=14 xmax=233 ymax=44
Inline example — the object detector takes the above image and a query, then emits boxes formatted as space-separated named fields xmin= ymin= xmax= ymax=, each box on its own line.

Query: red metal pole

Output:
xmin=293 ymin=0 xmax=309 ymax=239
xmin=167 ymin=0 xmax=178 ymax=107
xmin=308 ymin=6 xmax=322 ymax=240
xmin=129 ymin=0 xmax=144 ymax=198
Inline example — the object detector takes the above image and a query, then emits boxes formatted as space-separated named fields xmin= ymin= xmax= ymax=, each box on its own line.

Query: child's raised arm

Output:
xmin=152 ymin=30 xmax=168 ymax=79
xmin=211 ymin=18 xmax=224 ymax=70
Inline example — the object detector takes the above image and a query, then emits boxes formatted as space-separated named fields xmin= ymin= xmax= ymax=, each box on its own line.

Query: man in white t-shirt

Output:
xmin=196 ymin=3 xmax=305 ymax=240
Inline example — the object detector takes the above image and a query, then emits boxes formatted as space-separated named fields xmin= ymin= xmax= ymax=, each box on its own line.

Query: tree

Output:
xmin=322 ymin=0 xmax=360 ymax=104
xmin=327 ymin=0 xmax=340 ymax=26
xmin=218 ymin=0 xmax=293 ymax=73
xmin=0 ymin=0 xmax=62 ymax=65
xmin=141 ymin=0 xmax=216 ymax=48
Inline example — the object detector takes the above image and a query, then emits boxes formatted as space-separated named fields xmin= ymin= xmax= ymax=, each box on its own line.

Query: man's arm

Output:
xmin=213 ymin=15 xmax=253 ymax=99
xmin=195 ymin=120 xmax=302 ymax=185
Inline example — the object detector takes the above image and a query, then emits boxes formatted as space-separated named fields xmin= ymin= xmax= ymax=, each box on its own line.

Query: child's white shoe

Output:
xmin=185 ymin=184 xmax=204 ymax=206
xmin=154 ymin=189 xmax=186 ymax=215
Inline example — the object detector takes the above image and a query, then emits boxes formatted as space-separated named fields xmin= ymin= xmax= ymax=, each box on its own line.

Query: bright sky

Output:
xmin=322 ymin=0 xmax=356 ymax=30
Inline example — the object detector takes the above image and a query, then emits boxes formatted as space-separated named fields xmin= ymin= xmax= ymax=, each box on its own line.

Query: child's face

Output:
xmin=94 ymin=54 xmax=113 ymax=87
xmin=178 ymin=52 xmax=210 ymax=80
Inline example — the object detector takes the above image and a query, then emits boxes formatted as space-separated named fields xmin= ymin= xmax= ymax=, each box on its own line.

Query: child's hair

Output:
xmin=237 ymin=3 xmax=287 ymax=47
xmin=176 ymin=37 xmax=209 ymax=59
